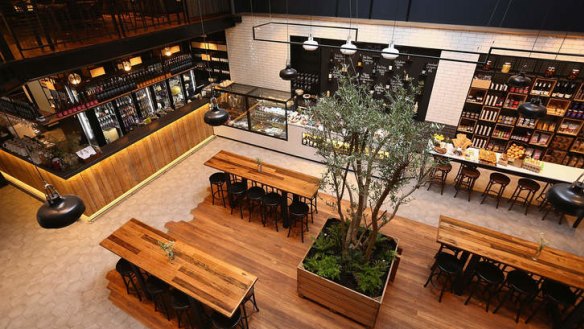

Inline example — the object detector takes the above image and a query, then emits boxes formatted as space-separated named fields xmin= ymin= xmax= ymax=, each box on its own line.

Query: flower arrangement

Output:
xmin=158 ymin=240 xmax=175 ymax=262
xmin=532 ymin=232 xmax=548 ymax=260
xmin=255 ymin=157 xmax=263 ymax=172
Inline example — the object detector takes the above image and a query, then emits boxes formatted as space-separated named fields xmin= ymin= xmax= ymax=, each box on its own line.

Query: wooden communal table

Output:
xmin=100 ymin=218 xmax=258 ymax=320
xmin=437 ymin=215 xmax=584 ymax=329
xmin=204 ymin=150 xmax=321 ymax=227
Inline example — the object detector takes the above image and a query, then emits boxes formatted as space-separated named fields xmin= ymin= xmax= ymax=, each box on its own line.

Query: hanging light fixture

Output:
xmin=122 ymin=60 xmax=132 ymax=72
xmin=547 ymin=173 xmax=584 ymax=225
xmin=2 ymin=112 xmax=85 ymax=228
xmin=340 ymin=0 xmax=357 ymax=56
xmin=303 ymin=34 xmax=318 ymax=51
xmin=518 ymin=98 xmax=546 ymax=118
xmin=67 ymin=73 xmax=81 ymax=86
xmin=204 ymin=93 xmax=229 ymax=126
xmin=279 ymin=0 xmax=298 ymax=80
xmin=507 ymin=70 xmax=531 ymax=87
xmin=382 ymin=11 xmax=400 ymax=60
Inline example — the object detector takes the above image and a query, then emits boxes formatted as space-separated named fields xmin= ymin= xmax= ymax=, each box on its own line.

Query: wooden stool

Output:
xmin=454 ymin=167 xmax=480 ymax=202
xmin=287 ymin=201 xmax=309 ymax=243
xmin=209 ymin=172 xmax=228 ymax=208
xmin=427 ymin=163 xmax=452 ymax=195
xmin=508 ymin=178 xmax=540 ymax=215
xmin=481 ymin=173 xmax=511 ymax=208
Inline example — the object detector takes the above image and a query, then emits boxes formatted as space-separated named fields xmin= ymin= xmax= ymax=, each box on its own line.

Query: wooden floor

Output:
xmin=108 ymin=192 xmax=552 ymax=329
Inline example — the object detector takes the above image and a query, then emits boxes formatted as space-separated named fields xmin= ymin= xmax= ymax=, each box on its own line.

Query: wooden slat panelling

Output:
xmin=0 ymin=105 xmax=212 ymax=216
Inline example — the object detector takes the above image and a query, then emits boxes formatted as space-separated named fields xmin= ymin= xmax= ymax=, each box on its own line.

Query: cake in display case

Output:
xmin=216 ymin=83 xmax=292 ymax=140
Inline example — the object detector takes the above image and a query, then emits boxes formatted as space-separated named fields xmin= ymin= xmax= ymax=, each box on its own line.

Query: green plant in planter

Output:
xmin=304 ymin=254 xmax=341 ymax=281
xmin=304 ymin=72 xmax=440 ymax=294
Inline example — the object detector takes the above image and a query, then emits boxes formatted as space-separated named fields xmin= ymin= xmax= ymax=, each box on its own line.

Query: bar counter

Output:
xmin=0 ymin=100 xmax=214 ymax=217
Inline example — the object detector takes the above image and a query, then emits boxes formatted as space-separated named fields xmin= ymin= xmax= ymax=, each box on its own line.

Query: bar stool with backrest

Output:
xmin=261 ymin=190 xmax=282 ymax=232
xmin=481 ymin=173 xmax=511 ymax=209
xmin=493 ymin=270 xmax=539 ymax=323
xmin=227 ymin=175 xmax=248 ymax=219
xmin=427 ymin=162 xmax=453 ymax=195
xmin=209 ymin=172 xmax=228 ymax=208
xmin=246 ymin=185 xmax=265 ymax=223
xmin=211 ymin=308 xmax=246 ymax=329
xmin=115 ymin=258 xmax=142 ymax=301
xmin=464 ymin=259 xmax=506 ymax=312
xmin=287 ymin=200 xmax=310 ymax=243
xmin=508 ymin=178 xmax=540 ymax=215
xmin=171 ymin=289 xmax=194 ymax=329
xmin=424 ymin=252 xmax=465 ymax=302
xmin=454 ymin=166 xmax=481 ymax=201
xmin=145 ymin=275 xmax=171 ymax=320
xmin=525 ymin=279 xmax=579 ymax=324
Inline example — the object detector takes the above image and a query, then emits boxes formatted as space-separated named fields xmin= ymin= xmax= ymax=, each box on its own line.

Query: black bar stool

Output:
xmin=145 ymin=275 xmax=171 ymax=320
xmin=427 ymin=163 xmax=452 ymax=195
xmin=493 ymin=270 xmax=538 ymax=323
xmin=209 ymin=172 xmax=228 ymax=208
xmin=228 ymin=178 xmax=247 ymax=219
xmin=247 ymin=186 xmax=265 ymax=222
xmin=480 ymin=173 xmax=511 ymax=209
xmin=115 ymin=258 xmax=142 ymax=301
xmin=171 ymin=289 xmax=194 ymax=329
xmin=211 ymin=308 xmax=246 ymax=329
xmin=454 ymin=166 xmax=481 ymax=201
xmin=424 ymin=252 xmax=464 ymax=302
xmin=525 ymin=279 xmax=579 ymax=324
xmin=261 ymin=192 xmax=282 ymax=232
xmin=287 ymin=201 xmax=310 ymax=243
xmin=508 ymin=178 xmax=540 ymax=215
xmin=464 ymin=260 xmax=506 ymax=312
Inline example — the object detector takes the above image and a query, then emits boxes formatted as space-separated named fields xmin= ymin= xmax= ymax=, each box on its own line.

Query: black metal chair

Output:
xmin=241 ymin=287 xmax=259 ymax=329
xmin=424 ymin=252 xmax=464 ymax=302
xmin=493 ymin=270 xmax=539 ymax=323
xmin=115 ymin=258 xmax=142 ymax=301
xmin=209 ymin=172 xmax=228 ymax=207
xmin=211 ymin=308 xmax=246 ymax=329
xmin=171 ymin=289 xmax=194 ymax=329
xmin=145 ymin=275 xmax=171 ymax=320
xmin=287 ymin=201 xmax=310 ymax=243
xmin=508 ymin=178 xmax=540 ymax=215
xmin=247 ymin=186 xmax=265 ymax=222
xmin=464 ymin=260 xmax=506 ymax=312
xmin=525 ymin=279 xmax=579 ymax=324
xmin=261 ymin=192 xmax=282 ymax=232
xmin=228 ymin=180 xmax=247 ymax=219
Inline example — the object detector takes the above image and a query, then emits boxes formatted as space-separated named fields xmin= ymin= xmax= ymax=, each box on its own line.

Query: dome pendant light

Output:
xmin=204 ymin=95 xmax=229 ymax=126
xmin=547 ymin=173 xmax=584 ymax=226
xmin=279 ymin=61 xmax=298 ymax=80
xmin=37 ymin=184 xmax=85 ymax=229
xmin=507 ymin=65 xmax=532 ymax=87
xmin=518 ymin=98 xmax=547 ymax=119
xmin=340 ymin=36 xmax=357 ymax=56
xmin=303 ymin=34 xmax=319 ymax=51
xmin=382 ymin=42 xmax=399 ymax=60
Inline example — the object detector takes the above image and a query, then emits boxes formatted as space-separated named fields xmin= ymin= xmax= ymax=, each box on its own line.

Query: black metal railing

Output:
xmin=0 ymin=0 xmax=231 ymax=61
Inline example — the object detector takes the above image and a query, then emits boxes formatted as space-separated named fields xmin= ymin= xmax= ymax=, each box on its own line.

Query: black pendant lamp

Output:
xmin=518 ymin=98 xmax=547 ymax=119
xmin=507 ymin=71 xmax=532 ymax=87
xmin=547 ymin=173 xmax=584 ymax=219
xmin=37 ymin=184 xmax=86 ymax=229
xmin=279 ymin=62 xmax=298 ymax=80
xmin=204 ymin=95 xmax=229 ymax=126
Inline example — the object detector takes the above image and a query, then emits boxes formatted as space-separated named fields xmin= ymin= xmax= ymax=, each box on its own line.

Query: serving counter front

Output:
xmin=0 ymin=100 xmax=213 ymax=217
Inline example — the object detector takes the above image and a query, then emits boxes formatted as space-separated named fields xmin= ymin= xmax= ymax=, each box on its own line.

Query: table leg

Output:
xmin=281 ymin=191 xmax=290 ymax=228
xmin=453 ymin=252 xmax=477 ymax=295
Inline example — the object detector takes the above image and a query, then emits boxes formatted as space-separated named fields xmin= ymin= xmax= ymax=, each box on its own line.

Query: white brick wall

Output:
xmin=226 ymin=15 xmax=584 ymax=126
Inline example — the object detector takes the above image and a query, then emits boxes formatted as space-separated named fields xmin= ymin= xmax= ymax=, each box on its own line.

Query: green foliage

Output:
xmin=353 ymin=261 xmax=388 ymax=296
xmin=304 ymin=254 xmax=341 ymax=281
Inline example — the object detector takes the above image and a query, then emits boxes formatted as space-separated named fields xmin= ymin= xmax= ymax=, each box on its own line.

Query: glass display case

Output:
xmin=134 ymin=88 xmax=155 ymax=118
xmin=216 ymin=83 xmax=292 ymax=140
xmin=152 ymin=82 xmax=172 ymax=112
xmin=168 ymin=76 xmax=186 ymax=108
xmin=93 ymin=102 xmax=122 ymax=144
xmin=114 ymin=95 xmax=140 ymax=132
xmin=182 ymin=70 xmax=197 ymax=101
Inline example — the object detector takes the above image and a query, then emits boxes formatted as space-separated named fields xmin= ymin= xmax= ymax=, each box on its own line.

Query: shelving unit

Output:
xmin=456 ymin=55 xmax=584 ymax=168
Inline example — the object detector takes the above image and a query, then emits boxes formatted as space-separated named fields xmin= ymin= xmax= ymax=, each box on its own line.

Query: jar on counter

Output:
xmin=483 ymin=60 xmax=493 ymax=71
xmin=569 ymin=68 xmax=580 ymax=80
xmin=501 ymin=62 xmax=512 ymax=73
xmin=545 ymin=66 xmax=556 ymax=78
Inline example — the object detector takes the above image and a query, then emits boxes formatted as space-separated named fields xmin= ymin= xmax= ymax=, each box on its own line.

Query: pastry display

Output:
xmin=452 ymin=133 xmax=472 ymax=150
xmin=506 ymin=143 xmax=525 ymax=160
xmin=479 ymin=148 xmax=497 ymax=165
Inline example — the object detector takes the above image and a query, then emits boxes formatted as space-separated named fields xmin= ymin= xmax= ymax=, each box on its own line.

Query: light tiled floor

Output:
xmin=0 ymin=136 xmax=582 ymax=329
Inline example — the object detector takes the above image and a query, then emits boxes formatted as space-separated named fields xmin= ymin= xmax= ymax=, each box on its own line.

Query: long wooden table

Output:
xmin=437 ymin=215 xmax=584 ymax=328
xmin=100 ymin=218 xmax=258 ymax=319
xmin=204 ymin=150 xmax=321 ymax=226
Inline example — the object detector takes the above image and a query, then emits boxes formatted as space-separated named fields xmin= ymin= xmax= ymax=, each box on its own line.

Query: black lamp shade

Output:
xmin=547 ymin=182 xmax=584 ymax=218
xmin=279 ymin=64 xmax=298 ymax=80
xmin=37 ymin=195 xmax=85 ymax=229
xmin=507 ymin=73 xmax=532 ymax=87
xmin=204 ymin=106 xmax=229 ymax=126
xmin=518 ymin=98 xmax=547 ymax=119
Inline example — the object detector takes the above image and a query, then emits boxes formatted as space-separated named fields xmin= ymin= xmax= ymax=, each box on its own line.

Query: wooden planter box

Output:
xmin=297 ymin=221 xmax=399 ymax=328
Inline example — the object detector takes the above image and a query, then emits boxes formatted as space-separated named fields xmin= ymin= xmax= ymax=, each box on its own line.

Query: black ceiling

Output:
xmin=237 ymin=0 xmax=584 ymax=33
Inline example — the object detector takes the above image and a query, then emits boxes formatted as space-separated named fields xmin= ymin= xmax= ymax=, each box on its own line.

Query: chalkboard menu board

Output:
xmin=291 ymin=36 xmax=441 ymax=121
